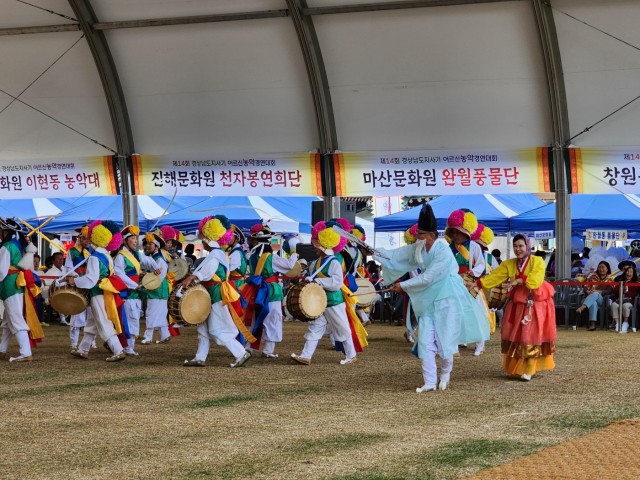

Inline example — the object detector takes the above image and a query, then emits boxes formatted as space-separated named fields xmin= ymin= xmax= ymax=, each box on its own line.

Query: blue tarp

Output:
xmin=3 ymin=195 xmax=321 ymax=234
xmin=509 ymin=194 xmax=640 ymax=236
xmin=35 ymin=196 xmax=227 ymax=232
xmin=374 ymin=194 xmax=545 ymax=234
xmin=158 ymin=196 xmax=261 ymax=232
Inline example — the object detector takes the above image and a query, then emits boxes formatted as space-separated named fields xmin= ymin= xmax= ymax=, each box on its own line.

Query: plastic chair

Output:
xmin=553 ymin=279 xmax=585 ymax=328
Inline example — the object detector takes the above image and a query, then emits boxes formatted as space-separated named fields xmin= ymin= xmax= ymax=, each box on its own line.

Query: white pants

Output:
xmin=300 ymin=303 xmax=356 ymax=360
xmin=78 ymin=296 xmax=123 ymax=356
xmin=69 ymin=308 xmax=88 ymax=328
xmin=419 ymin=317 xmax=454 ymax=388
xmin=123 ymin=298 xmax=142 ymax=351
xmin=0 ymin=294 xmax=32 ymax=357
xmin=192 ymin=301 xmax=245 ymax=362
xmin=611 ymin=302 xmax=633 ymax=320
xmin=143 ymin=298 xmax=169 ymax=341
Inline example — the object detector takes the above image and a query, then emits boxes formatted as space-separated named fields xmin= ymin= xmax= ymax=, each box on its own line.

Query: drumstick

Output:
xmin=330 ymin=225 xmax=390 ymax=259
xmin=57 ymin=256 xmax=90 ymax=284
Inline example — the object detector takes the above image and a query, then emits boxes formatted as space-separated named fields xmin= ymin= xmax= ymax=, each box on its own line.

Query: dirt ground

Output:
xmin=1 ymin=321 xmax=638 ymax=480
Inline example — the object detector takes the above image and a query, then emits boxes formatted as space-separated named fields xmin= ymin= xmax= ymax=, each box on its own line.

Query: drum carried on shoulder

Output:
xmin=285 ymin=281 xmax=327 ymax=322
xmin=49 ymin=283 xmax=89 ymax=316
xmin=168 ymin=283 xmax=210 ymax=326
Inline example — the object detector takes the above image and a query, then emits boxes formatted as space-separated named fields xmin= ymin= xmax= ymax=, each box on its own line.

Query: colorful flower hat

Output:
xmin=445 ymin=209 xmax=478 ymax=239
xmin=471 ymin=223 xmax=494 ymax=249
xmin=144 ymin=232 xmax=165 ymax=250
xmin=75 ymin=223 xmax=90 ymax=239
xmin=88 ymin=220 xmax=122 ymax=251
xmin=329 ymin=217 xmax=353 ymax=233
xmin=404 ymin=223 xmax=418 ymax=245
xmin=231 ymin=224 xmax=246 ymax=246
xmin=311 ymin=220 xmax=347 ymax=255
xmin=249 ymin=222 xmax=270 ymax=236
xmin=351 ymin=224 xmax=366 ymax=242
xmin=157 ymin=225 xmax=179 ymax=243
xmin=121 ymin=225 xmax=140 ymax=241
xmin=198 ymin=215 xmax=233 ymax=247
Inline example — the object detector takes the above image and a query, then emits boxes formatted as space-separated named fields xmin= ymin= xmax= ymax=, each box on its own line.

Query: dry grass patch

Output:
xmin=0 ymin=323 xmax=639 ymax=480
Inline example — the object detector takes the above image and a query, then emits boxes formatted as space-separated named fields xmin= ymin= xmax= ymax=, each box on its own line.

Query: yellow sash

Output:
xmin=119 ymin=249 xmax=141 ymax=275
xmin=255 ymin=253 xmax=270 ymax=276
xmin=16 ymin=272 xmax=44 ymax=341
xmin=97 ymin=258 xmax=123 ymax=335
xmin=213 ymin=259 xmax=257 ymax=343
xmin=455 ymin=243 xmax=470 ymax=262
xmin=340 ymin=284 xmax=368 ymax=349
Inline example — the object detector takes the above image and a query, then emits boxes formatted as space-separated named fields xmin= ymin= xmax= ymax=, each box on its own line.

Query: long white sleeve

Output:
xmin=0 ymin=247 xmax=10 ymax=281
xmin=74 ymin=256 xmax=100 ymax=290
xmin=469 ymin=241 xmax=486 ymax=277
xmin=400 ymin=246 xmax=451 ymax=294
xmin=140 ymin=253 xmax=159 ymax=271
xmin=271 ymin=253 xmax=299 ymax=274
xmin=192 ymin=249 xmax=225 ymax=282
xmin=228 ymin=249 xmax=242 ymax=272
xmin=153 ymin=254 xmax=168 ymax=281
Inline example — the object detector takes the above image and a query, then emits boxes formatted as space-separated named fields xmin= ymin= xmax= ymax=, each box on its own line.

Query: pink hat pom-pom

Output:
xmin=409 ymin=224 xmax=418 ymax=236
xmin=198 ymin=216 xmax=213 ymax=234
xmin=335 ymin=218 xmax=352 ymax=232
xmin=106 ymin=232 xmax=122 ymax=252
xmin=160 ymin=225 xmax=176 ymax=241
xmin=249 ymin=223 xmax=263 ymax=234
xmin=471 ymin=224 xmax=484 ymax=242
xmin=217 ymin=228 xmax=234 ymax=246
xmin=334 ymin=236 xmax=348 ymax=253
xmin=447 ymin=210 xmax=465 ymax=228
xmin=311 ymin=221 xmax=327 ymax=239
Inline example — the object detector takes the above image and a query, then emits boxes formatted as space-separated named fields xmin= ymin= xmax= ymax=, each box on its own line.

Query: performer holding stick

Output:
xmin=374 ymin=204 xmax=488 ymax=392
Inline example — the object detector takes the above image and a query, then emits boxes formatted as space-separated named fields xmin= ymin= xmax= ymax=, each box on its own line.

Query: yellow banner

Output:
xmin=132 ymin=153 xmax=322 ymax=196
xmin=0 ymin=156 xmax=117 ymax=199
xmin=334 ymin=148 xmax=551 ymax=196
xmin=569 ymin=147 xmax=640 ymax=194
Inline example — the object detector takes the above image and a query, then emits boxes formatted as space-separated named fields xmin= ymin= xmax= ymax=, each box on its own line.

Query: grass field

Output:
xmin=1 ymin=321 xmax=639 ymax=480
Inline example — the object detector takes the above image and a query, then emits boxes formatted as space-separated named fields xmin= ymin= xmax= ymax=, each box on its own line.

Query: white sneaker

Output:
xmin=230 ymin=350 xmax=251 ymax=368
xmin=439 ymin=372 xmax=451 ymax=391
xmin=416 ymin=385 xmax=437 ymax=393
xmin=339 ymin=356 xmax=357 ymax=366
xmin=521 ymin=374 xmax=532 ymax=381
xmin=621 ymin=321 xmax=629 ymax=334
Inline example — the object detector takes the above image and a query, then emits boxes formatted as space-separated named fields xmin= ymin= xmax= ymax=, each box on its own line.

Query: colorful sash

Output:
xmin=99 ymin=274 xmax=130 ymax=347
xmin=13 ymin=269 xmax=44 ymax=346
xmin=239 ymin=253 xmax=275 ymax=348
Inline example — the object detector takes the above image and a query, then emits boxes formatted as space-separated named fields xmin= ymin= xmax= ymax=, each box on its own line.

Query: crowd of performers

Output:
xmin=0 ymin=205 xmax=557 ymax=392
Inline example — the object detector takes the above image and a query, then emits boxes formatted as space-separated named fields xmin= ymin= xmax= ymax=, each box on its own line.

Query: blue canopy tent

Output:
xmin=157 ymin=196 xmax=262 ymax=232
xmin=0 ymin=198 xmax=66 ymax=225
xmin=510 ymin=194 xmax=640 ymax=237
xmin=374 ymin=194 xmax=545 ymax=234
xmin=38 ymin=196 xmax=214 ymax=232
